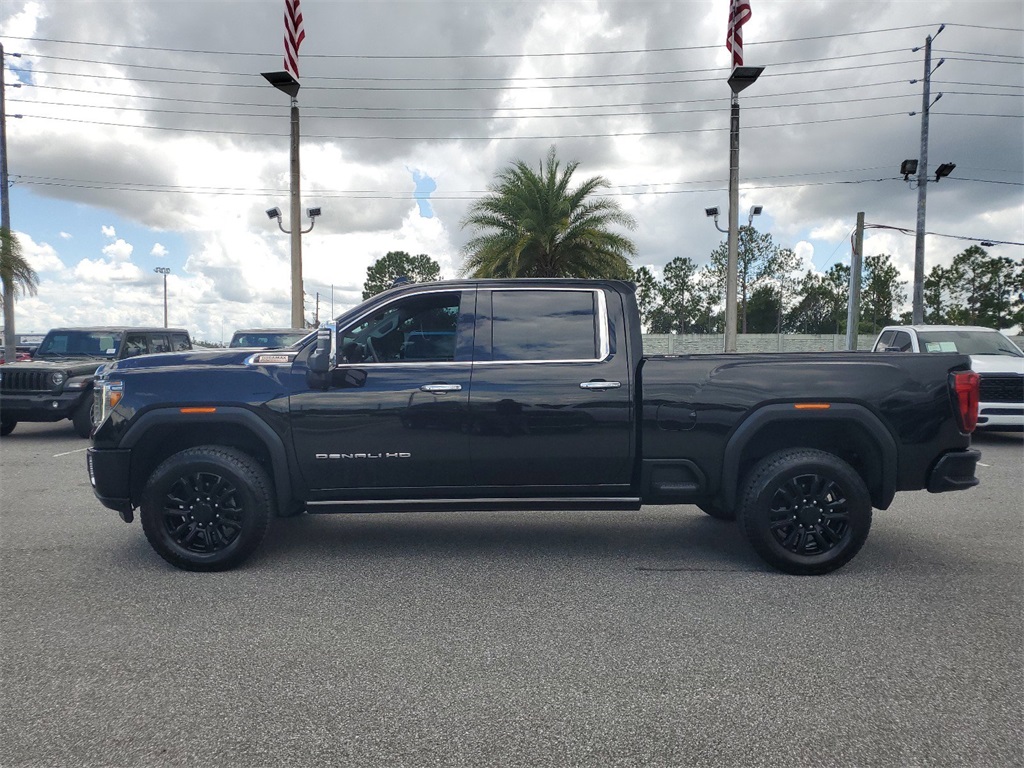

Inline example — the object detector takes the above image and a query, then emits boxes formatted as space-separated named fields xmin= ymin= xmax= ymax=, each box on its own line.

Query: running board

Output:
xmin=304 ymin=497 xmax=643 ymax=514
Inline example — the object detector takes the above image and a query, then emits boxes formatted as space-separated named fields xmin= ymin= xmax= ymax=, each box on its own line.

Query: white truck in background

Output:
xmin=873 ymin=325 xmax=1024 ymax=432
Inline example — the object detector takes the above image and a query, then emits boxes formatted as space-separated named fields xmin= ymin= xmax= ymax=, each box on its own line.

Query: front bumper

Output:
xmin=976 ymin=401 xmax=1024 ymax=432
xmin=86 ymin=447 xmax=134 ymax=513
xmin=0 ymin=391 xmax=84 ymax=422
xmin=927 ymin=449 xmax=981 ymax=493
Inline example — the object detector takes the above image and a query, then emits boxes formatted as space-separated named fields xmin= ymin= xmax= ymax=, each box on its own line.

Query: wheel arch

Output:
xmin=719 ymin=403 xmax=898 ymax=512
xmin=120 ymin=407 xmax=294 ymax=514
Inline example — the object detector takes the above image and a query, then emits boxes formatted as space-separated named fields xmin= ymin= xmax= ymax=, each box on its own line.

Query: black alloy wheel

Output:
xmin=72 ymin=397 xmax=94 ymax=438
xmin=140 ymin=446 xmax=273 ymax=571
xmin=738 ymin=449 xmax=872 ymax=575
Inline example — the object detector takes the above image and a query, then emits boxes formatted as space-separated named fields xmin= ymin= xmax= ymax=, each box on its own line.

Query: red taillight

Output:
xmin=953 ymin=371 xmax=980 ymax=433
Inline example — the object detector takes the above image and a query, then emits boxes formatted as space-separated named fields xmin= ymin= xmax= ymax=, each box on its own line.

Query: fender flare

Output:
xmin=120 ymin=406 xmax=294 ymax=512
xmin=720 ymin=403 xmax=898 ymax=511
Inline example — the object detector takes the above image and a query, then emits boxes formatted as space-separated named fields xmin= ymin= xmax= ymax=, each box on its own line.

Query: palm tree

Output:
xmin=460 ymin=146 xmax=637 ymax=279
xmin=1 ymin=228 xmax=40 ymax=363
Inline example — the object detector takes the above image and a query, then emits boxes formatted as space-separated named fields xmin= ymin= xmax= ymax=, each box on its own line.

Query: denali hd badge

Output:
xmin=315 ymin=452 xmax=412 ymax=460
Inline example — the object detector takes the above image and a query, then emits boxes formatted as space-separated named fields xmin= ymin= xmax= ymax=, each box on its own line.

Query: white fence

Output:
xmin=642 ymin=334 xmax=880 ymax=355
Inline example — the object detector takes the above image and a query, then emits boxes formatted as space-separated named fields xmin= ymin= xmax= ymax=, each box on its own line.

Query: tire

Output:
xmin=140 ymin=446 xmax=274 ymax=571
xmin=698 ymin=501 xmax=736 ymax=521
xmin=72 ymin=397 xmax=93 ymax=438
xmin=738 ymin=449 xmax=872 ymax=575
xmin=0 ymin=419 xmax=16 ymax=437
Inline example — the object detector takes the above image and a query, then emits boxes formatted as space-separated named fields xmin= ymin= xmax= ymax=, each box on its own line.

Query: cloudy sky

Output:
xmin=2 ymin=0 xmax=1021 ymax=342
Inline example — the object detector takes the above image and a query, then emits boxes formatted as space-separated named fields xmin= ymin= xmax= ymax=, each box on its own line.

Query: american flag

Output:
xmin=726 ymin=0 xmax=752 ymax=67
xmin=284 ymin=0 xmax=306 ymax=81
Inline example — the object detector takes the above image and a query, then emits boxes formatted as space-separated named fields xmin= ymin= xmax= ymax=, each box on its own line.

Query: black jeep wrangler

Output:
xmin=0 ymin=327 xmax=191 ymax=437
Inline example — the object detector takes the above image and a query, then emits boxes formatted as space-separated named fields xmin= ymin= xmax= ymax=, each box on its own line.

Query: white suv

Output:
xmin=873 ymin=325 xmax=1024 ymax=432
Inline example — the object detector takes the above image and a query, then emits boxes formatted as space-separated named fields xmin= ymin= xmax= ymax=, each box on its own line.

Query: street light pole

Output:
xmin=154 ymin=267 xmax=170 ymax=328
xmin=261 ymin=71 xmax=305 ymax=329
xmin=723 ymin=66 xmax=763 ymax=353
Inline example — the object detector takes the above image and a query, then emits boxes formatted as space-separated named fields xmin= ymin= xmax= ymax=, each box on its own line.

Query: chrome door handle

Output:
xmin=580 ymin=381 xmax=621 ymax=390
xmin=420 ymin=383 xmax=463 ymax=392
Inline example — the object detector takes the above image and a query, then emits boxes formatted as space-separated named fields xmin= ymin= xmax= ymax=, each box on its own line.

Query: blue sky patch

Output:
xmin=409 ymin=169 xmax=437 ymax=218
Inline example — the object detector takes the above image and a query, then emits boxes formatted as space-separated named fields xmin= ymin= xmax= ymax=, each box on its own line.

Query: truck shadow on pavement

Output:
xmin=255 ymin=508 xmax=766 ymax=573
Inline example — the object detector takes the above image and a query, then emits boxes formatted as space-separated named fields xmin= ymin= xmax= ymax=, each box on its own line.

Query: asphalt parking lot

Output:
xmin=1 ymin=422 xmax=1021 ymax=768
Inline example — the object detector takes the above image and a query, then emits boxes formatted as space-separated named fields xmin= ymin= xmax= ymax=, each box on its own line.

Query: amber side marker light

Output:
xmin=794 ymin=403 xmax=831 ymax=410
xmin=180 ymin=407 xmax=217 ymax=414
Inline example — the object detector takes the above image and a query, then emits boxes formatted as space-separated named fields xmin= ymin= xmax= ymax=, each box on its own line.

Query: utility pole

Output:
xmin=1 ymin=41 xmax=15 ymax=364
xmin=846 ymin=212 xmax=864 ymax=350
xmin=911 ymin=25 xmax=945 ymax=324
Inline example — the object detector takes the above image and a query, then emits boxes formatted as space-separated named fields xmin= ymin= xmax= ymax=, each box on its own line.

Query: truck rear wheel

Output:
xmin=0 ymin=418 xmax=16 ymax=436
xmin=738 ymin=449 xmax=871 ymax=575
xmin=140 ymin=446 xmax=273 ymax=571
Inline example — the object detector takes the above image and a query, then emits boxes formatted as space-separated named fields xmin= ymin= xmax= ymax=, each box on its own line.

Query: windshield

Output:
xmin=229 ymin=331 xmax=309 ymax=348
xmin=36 ymin=330 xmax=122 ymax=357
xmin=917 ymin=330 xmax=1024 ymax=357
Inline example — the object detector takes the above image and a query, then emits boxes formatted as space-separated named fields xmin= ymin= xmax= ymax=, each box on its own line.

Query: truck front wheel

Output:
xmin=72 ymin=398 xmax=93 ymax=438
xmin=140 ymin=446 xmax=273 ymax=571
xmin=738 ymin=449 xmax=871 ymax=575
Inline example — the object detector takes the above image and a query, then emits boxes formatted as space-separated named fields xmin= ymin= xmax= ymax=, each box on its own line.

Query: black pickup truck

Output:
xmin=87 ymin=279 xmax=981 ymax=575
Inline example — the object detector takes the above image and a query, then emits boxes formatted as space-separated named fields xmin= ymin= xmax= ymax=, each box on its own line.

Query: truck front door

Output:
xmin=290 ymin=288 xmax=475 ymax=493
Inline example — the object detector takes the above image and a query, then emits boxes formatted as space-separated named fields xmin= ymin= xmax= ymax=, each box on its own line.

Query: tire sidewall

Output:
xmin=740 ymin=450 xmax=872 ymax=575
xmin=140 ymin=447 xmax=272 ymax=571
xmin=72 ymin=396 xmax=93 ymax=438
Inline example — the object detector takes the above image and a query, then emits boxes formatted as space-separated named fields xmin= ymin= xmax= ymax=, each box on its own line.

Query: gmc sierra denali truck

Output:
xmin=86 ymin=280 xmax=981 ymax=575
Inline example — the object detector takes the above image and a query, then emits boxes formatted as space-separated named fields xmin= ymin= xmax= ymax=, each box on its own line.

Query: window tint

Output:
xmin=170 ymin=333 xmax=192 ymax=351
xmin=874 ymin=330 xmax=895 ymax=352
xmin=124 ymin=334 xmax=147 ymax=358
xmin=149 ymin=334 xmax=171 ymax=354
xmin=892 ymin=331 xmax=913 ymax=352
xmin=339 ymin=291 xmax=461 ymax=364
xmin=490 ymin=290 xmax=598 ymax=361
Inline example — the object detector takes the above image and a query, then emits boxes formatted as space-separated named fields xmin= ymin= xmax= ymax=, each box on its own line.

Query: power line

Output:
xmin=865 ymin=223 xmax=1024 ymax=247
xmin=16 ymin=110 xmax=912 ymax=140
xmin=16 ymin=78 xmax=920 ymax=112
xmin=17 ymin=47 xmax=921 ymax=82
xmin=9 ymin=92 xmax=924 ymax=121
xmin=6 ymin=23 xmax=1019 ymax=58
xmin=0 ymin=25 xmax=965 ymax=60
xmin=19 ymin=58 xmax=923 ymax=92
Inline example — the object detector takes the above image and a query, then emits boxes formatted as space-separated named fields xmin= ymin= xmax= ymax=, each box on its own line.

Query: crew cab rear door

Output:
xmin=466 ymin=286 xmax=634 ymax=492
xmin=289 ymin=287 xmax=475 ymax=492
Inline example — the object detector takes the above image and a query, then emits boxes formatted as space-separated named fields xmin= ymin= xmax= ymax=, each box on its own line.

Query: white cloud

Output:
xmin=72 ymin=258 xmax=143 ymax=284
xmin=151 ymin=243 xmax=168 ymax=257
xmin=14 ymin=231 xmax=65 ymax=273
xmin=59 ymin=231 xmax=72 ymax=240
xmin=101 ymin=225 xmax=116 ymax=238
xmin=102 ymin=239 xmax=134 ymax=262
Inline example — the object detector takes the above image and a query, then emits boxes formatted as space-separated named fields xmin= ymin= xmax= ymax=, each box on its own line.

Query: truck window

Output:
xmin=170 ymin=333 xmax=192 ymax=351
xmin=892 ymin=331 xmax=913 ymax=352
xmin=339 ymin=291 xmax=461 ymax=364
xmin=874 ymin=330 xmax=895 ymax=352
xmin=124 ymin=334 xmax=147 ymax=358
xmin=490 ymin=289 xmax=599 ymax=361
xmin=149 ymin=334 xmax=171 ymax=354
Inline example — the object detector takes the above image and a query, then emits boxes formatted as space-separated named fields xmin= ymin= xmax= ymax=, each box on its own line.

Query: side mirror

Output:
xmin=884 ymin=346 xmax=903 ymax=353
xmin=308 ymin=323 xmax=337 ymax=374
